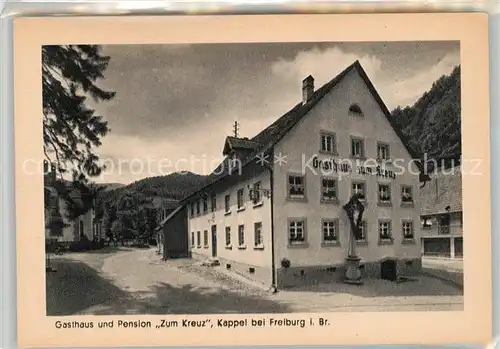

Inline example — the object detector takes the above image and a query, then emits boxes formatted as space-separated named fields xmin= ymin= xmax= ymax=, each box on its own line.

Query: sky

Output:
xmin=89 ymin=41 xmax=460 ymax=184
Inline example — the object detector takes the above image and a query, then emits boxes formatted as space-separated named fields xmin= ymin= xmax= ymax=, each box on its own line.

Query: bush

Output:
xmin=69 ymin=240 xmax=94 ymax=252
xmin=281 ymin=258 xmax=291 ymax=269
xmin=131 ymin=242 xmax=150 ymax=249
xmin=91 ymin=239 xmax=105 ymax=250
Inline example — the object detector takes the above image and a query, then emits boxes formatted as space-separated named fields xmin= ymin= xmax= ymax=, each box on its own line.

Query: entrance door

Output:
xmin=211 ymin=225 xmax=217 ymax=257
xmin=381 ymin=259 xmax=397 ymax=281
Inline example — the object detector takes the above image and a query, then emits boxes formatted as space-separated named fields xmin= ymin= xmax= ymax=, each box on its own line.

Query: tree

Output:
xmin=102 ymin=201 xmax=117 ymax=238
xmin=144 ymin=207 xmax=158 ymax=242
xmin=47 ymin=209 xmax=66 ymax=237
xmin=45 ymin=190 xmax=66 ymax=238
xmin=111 ymin=219 xmax=126 ymax=241
xmin=390 ymin=65 xmax=461 ymax=173
xmin=53 ymin=180 xmax=104 ymax=222
xmin=42 ymin=45 xmax=115 ymax=185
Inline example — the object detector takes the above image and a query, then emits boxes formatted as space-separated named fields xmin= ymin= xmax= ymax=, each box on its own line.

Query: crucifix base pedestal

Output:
xmin=344 ymin=256 xmax=363 ymax=285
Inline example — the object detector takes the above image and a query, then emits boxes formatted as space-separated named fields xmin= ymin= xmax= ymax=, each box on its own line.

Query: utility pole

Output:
xmin=233 ymin=121 xmax=240 ymax=138
xmin=134 ymin=191 xmax=140 ymax=245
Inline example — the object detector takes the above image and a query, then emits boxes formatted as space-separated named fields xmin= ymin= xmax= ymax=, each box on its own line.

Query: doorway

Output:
xmin=381 ymin=259 xmax=397 ymax=281
xmin=211 ymin=225 xmax=217 ymax=257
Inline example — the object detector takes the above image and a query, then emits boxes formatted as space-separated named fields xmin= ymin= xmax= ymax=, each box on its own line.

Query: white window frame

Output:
xmin=378 ymin=220 xmax=393 ymax=243
xmin=320 ymin=131 xmax=336 ymax=154
xmin=377 ymin=142 xmax=390 ymax=161
xmin=196 ymin=231 xmax=201 ymax=247
xmin=203 ymin=230 xmax=209 ymax=248
xmin=356 ymin=220 xmax=368 ymax=243
xmin=402 ymin=220 xmax=414 ymax=240
xmin=237 ymin=188 xmax=245 ymax=210
xmin=401 ymin=185 xmax=414 ymax=204
xmin=351 ymin=181 xmax=366 ymax=201
xmin=224 ymin=194 xmax=231 ymax=214
xmin=422 ymin=216 xmax=432 ymax=228
xmin=287 ymin=174 xmax=306 ymax=200
xmin=351 ymin=137 xmax=365 ymax=158
xmin=225 ymin=226 xmax=231 ymax=248
xmin=288 ymin=218 xmax=307 ymax=246
xmin=238 ymin=224 xmax=246 ymax=248
xmin=252 ymin=181 xmax=262 ymax=205
xmin=378 ymin=183 xmax=392 ymax=204
xmin=321 ymin=219 xmax=339 ymax=245
xmin=321 ymin=177 xmax=338 ymax=202
xmin=254 ymin=222 xmax=263 ymax=249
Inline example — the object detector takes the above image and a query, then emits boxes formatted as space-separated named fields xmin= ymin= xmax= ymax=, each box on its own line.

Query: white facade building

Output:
xmin=183 ymin=61 xmax=424 ymax=288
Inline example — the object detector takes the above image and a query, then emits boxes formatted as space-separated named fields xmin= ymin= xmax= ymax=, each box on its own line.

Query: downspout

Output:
xmin=267 ymin=161 xmax=277 ymax=293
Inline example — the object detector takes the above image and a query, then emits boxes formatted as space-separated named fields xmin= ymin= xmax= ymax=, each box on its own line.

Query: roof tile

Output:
xmin=420 ymin=165 xmax=462 ymax=215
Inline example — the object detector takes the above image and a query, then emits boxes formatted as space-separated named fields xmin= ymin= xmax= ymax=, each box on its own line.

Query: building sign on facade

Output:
xmin=311 ymin=156 xmax=397 ymax=179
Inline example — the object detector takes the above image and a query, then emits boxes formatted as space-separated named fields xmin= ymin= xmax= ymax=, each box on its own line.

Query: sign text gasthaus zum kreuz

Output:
xmin=310 ymin=156 xmax=397 ymax=179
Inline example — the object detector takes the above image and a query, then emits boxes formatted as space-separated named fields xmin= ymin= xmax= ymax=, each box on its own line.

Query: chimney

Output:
xmin=302 ymin=75 xmax=314 ymax=104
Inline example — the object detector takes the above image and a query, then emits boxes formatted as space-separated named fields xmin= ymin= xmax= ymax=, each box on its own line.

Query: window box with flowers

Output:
xmin=378 ymin=220 xmax=393 ymax=245
xmin=288 ymin=218 xmax=308 ymax=248
xmin=401 ymin=185 xmax=414 ymax=207
xmin=321 ymin=177 xmax=339 ymax=204
xmin=287 ymin=173 xmax=307 ymax=202
xmin=321 ymin=219 xmax=340 ymax=247
xmin=402 ymin=220 xmax=415 ymax=244
xmin=378 ymin=184 xmax=392 ymax=206
xmin=351 ymin=181 xmax=366 ymax=202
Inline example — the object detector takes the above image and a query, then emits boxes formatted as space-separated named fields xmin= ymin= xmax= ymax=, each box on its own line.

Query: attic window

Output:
xmin=349 ymin=104 xmax=364 ymax=117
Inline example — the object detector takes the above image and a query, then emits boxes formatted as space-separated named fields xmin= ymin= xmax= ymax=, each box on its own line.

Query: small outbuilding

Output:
xmin=158 ymin=205 xmax=190 ymax=260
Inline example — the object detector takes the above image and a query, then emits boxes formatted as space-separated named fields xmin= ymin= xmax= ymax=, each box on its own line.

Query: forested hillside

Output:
xmin=391 ymin=65 xmax=461 ymax=165
xmin=96 ymin=171 xmax=209 ymax=218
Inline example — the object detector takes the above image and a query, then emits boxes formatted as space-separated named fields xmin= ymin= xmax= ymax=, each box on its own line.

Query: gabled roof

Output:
xmin=182 ymin=60 xmax=420 ymax=203
xmin=420 ymin=166 xmax=462 ymax=215
xmin=156 ymin=204 xmax=185 ymax=231
xmin=222 ymin=136 xmax=260 ymax=155
xmin=151 ymin=196 xmax=180 ymax=210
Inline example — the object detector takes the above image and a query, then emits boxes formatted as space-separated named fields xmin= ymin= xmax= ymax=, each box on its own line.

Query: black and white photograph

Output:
xmin=42 ymin=40 xmax=466 ymax=316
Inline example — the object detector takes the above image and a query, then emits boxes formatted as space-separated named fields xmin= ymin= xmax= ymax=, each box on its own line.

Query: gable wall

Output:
xmin=272 ymin=67 xmax=422 ymax=271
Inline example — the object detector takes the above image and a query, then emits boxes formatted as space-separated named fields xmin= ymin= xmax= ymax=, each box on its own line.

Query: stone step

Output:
xmin=200 ymin=257 xmax=220 ymax=267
